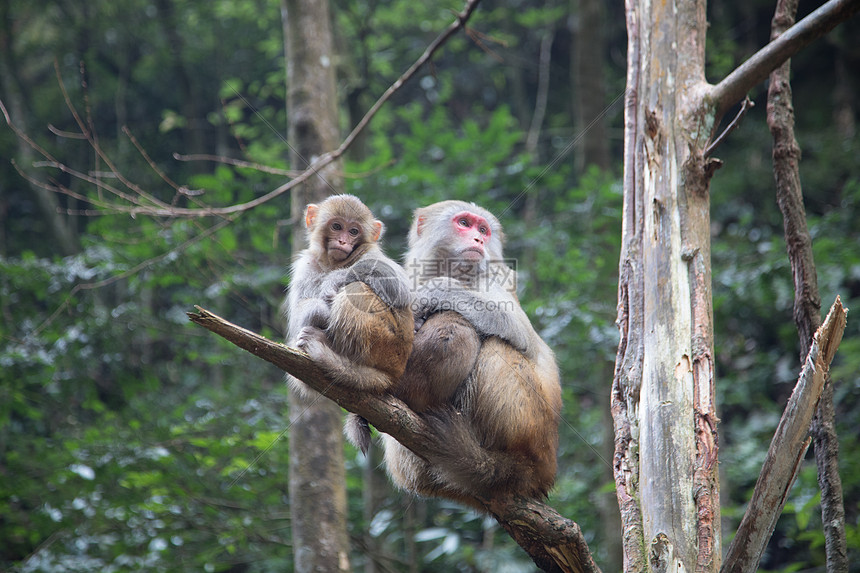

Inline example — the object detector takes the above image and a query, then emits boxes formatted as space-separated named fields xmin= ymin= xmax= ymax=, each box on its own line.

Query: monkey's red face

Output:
xmin=451 ymin=211 xmax=491 ymax=261
xmin=325 ymin=217 xmax=363 ymax=262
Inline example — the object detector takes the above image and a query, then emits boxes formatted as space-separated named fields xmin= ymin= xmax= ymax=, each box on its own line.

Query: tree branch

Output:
xmin=187 ymin=305 xmax=601 ymax=573
xmin=721 ymin=296 xmax=848 ymax=573
xmin=708 ymin=0 xmax=860 ymax=122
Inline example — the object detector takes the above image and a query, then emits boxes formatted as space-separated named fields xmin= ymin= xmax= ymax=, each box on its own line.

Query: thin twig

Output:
xmin=10 ymin=159 xmax=130 ymax=212
xmin=30 ymin=217 xmax=234 ymax=337
xmin=704 ymin=96 xmax=754 ymax=157
xmin=173 ymin=152 xmax=299 ymax=177
xmin=525 ymin=29 xmax=554 ymax=156
xmin=465 ymin=25 xmax=506 ymax=62
xmin=335 ymin=0 xmax=482 ymax=160
xmin=124 ymin=126 xmax=182 ymax=191
xmin=48 ymin=124 xmax=87 ymax=139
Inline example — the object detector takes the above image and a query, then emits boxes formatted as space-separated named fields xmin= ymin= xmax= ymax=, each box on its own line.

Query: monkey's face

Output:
xmin=450 ymin=211 xmax=491 ymax=262
xmin=324 ymin=216 xmax=364 ymax=262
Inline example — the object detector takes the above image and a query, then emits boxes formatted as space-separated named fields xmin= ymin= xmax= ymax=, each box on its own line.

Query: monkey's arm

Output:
xmin=287 ymin=297 xmax=330 ymax=340
xmin=414 ymin=277 xmax=531 ymax=353
xmin=285 ymin=258 xmax=334 ymax=339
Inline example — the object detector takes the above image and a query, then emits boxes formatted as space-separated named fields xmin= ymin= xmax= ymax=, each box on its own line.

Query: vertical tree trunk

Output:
xmin=361 ymin=445 xmax=386 ymax=573
xmin=571 ymin=0 xmax=610 ymax=173
xmin=0 ymin=3 xmax=79 ymax=256
xmin=613 ymin=0 xmax=720 ymax=570
xmin=282 ymin=1 xmax=351 ymax=571
xmin=153 ymin=0 xmax=205 ymax=164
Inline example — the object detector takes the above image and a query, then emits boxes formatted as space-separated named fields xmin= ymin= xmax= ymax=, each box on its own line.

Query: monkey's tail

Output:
xmin=344 ymin=413 xmax=372 ymax=454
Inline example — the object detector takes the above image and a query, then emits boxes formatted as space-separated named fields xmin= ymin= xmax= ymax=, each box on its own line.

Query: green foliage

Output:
xmin=1 ymin=0 xmax=859 ymax=570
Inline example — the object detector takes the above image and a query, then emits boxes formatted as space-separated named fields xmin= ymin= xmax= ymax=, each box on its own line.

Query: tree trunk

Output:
xmin=361 ymin=444 xmax=386 ymax=573
xmin=612 ymin=0 xmax=720 ymax=570
xmin=282 ymin=0 xmax=351 ymax=571
xmin=153 ymin=0 xmax=206 ymax=164
xmin=0 ymin=3 xmax=80 ymax=256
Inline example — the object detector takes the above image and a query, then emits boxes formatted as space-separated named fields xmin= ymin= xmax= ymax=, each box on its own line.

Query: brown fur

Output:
xmin=328 ymin=281 xmax=414 ymax=381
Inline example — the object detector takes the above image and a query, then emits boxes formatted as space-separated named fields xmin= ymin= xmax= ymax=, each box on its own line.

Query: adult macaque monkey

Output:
xmin=381 ymin=200 xmax=562 ymax=508
xmin=284 ymin=194 xmax=414 ymax=451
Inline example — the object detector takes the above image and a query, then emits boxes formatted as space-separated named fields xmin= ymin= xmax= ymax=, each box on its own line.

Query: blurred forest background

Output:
xmin=1 ymin=0 xmax=859 ymax=571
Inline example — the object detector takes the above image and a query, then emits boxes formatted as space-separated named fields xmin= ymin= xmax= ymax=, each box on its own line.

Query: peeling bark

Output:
xmin=611 ymin=2 xmax=646 ymax=570
xmin=616 ymin=0 xmax=719 ymax=570
xmin=615 ymin=0 xmax=857 ymax=571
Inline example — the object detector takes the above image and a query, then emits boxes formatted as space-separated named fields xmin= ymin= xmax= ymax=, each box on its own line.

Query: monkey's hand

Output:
xmin=347 ymin=258 xmax=411 ymax=309
xmin=319 ymin=268 xmax=353 ymax=303
xmin=414 ymin=278 xmax=531 ymax=354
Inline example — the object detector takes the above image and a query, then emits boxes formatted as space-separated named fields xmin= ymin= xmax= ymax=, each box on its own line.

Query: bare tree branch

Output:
xmin=172 ymin=152 xmax=299 ymax=177
xmin=186 ymin=305 xmax=601 ymax=573
xmin=708 ymin=0 xmax=860 ymax=123
xmin=721 ymin=296 xmax=848 ymax=573
xmin=0 ymin=0 xmax=483 ymax=219
xmin=53 ymin=61 xmax=177 ymax=212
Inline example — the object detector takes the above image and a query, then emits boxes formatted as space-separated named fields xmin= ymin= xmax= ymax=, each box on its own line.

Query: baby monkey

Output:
xmin=284 ymin=194 xmax=414 ymax=451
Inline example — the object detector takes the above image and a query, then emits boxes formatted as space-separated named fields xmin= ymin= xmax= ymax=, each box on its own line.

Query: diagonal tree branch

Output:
xmin=721 ymin=297 xmax=848 ymax=573
xmin=187 ymin=305 xmax=601 ymax=573
xmin=708 ymin=0 xmax=860 ymax=123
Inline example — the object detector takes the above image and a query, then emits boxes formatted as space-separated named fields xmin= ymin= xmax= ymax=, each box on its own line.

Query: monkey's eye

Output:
xmin=458 ymin=218 xmax=470 ymax=228
xmin=331 ymin=222 xmax=343 ymax=231
xmin=479 ymin=226 xmax=489 ymax=235
xmin=349 ymin=227 xmax=360 ymax=237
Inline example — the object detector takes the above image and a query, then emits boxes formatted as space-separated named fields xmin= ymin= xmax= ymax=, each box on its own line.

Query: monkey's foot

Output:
xmin=295 ymin=325 xmax=327 ymax=357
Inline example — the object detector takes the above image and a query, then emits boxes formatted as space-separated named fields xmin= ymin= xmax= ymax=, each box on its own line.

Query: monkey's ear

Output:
xmin=305 ymin=204 xmax=319 ymax=228
xmin=371 ymin=220 xmax=384 ymax=242
xmin=414 ymin=215 xmax=427 ymax=236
